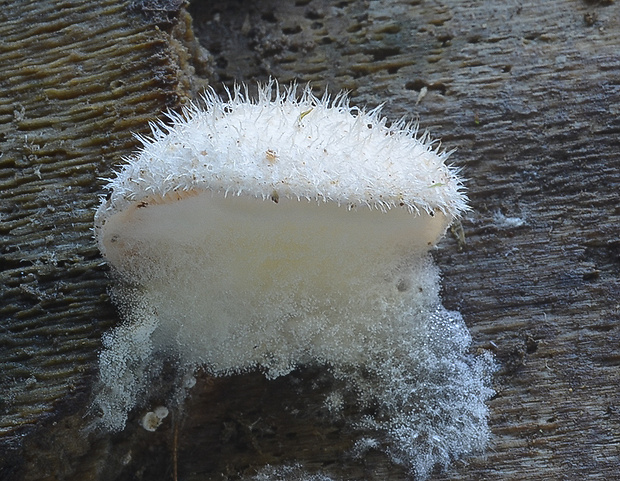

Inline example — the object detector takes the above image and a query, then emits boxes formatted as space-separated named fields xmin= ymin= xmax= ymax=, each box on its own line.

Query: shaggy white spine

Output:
xmin=95 ymin=82 xmax=466 ymax=230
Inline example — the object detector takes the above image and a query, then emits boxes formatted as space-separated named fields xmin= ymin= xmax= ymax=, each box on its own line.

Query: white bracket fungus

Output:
xmin=94 ymin=81 xmax=495 ymax=479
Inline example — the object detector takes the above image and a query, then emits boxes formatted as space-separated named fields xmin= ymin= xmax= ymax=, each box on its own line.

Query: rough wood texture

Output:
xmin=0 ymin=0 xmax=208 ymax=478
xmin=1 ymin=0 xmax=619 ymax=480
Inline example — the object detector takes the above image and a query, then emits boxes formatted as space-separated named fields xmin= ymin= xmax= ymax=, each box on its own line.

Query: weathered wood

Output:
xmin=1 ymin=0 xmax=619 ymax=480
xmin=0 ymin=0 xmax=207 ymax=478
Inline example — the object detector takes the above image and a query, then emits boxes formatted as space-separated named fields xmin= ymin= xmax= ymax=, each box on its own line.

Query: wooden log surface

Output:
xmin=1 ymin=0 xmax=619 ymax=480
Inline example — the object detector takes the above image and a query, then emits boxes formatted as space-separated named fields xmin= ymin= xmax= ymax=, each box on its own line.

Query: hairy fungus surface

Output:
xmin=94 ymin=83 xmax=495 ymax=479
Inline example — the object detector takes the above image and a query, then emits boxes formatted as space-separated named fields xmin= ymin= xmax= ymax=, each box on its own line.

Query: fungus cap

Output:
xmin=95 ymin=83 xmax=466 ymax=286
xmin=93 ymin=85 xmax=496 ymax=478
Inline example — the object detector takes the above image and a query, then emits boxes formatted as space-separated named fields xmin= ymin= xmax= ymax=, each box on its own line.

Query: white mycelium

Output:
xmin=94 ymin=82 xmax=495 ymax=479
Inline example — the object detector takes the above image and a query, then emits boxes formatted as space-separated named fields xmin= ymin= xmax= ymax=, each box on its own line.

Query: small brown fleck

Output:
xmin=265 ymin=149 xmax=278 ymax=163
xmin=584 ymin=12 xmax=597 ymax=26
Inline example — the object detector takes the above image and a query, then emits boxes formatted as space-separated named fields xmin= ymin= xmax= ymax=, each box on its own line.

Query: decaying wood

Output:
xmin=1 ymin=0 xmax=619 ymax=480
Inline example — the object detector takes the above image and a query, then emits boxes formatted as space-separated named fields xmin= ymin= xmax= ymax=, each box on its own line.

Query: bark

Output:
xmin=1 ymin=0 xmax=619 ymax=480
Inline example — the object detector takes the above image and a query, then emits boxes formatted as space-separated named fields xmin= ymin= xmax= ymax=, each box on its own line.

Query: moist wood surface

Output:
xmin=1 ymin=0 xmax=619 ymax=480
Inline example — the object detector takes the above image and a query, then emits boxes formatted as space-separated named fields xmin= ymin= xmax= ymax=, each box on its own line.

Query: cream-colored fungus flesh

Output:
xmin=100 ymin=193 xmax=448 ymax=287
xmin=94 ymin=82 xmax=494 ymax=479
